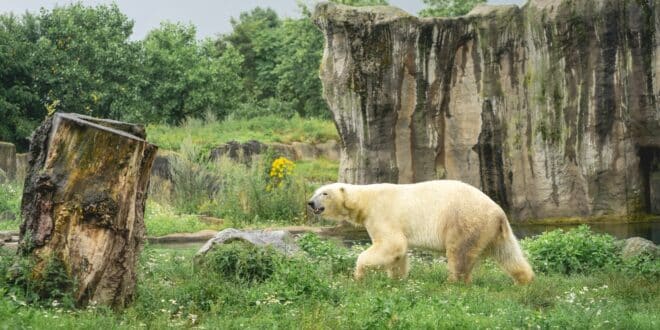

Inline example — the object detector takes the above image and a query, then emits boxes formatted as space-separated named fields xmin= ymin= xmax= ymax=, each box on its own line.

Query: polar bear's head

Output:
xmin=307 ymin=183 xmax=355 ymax=221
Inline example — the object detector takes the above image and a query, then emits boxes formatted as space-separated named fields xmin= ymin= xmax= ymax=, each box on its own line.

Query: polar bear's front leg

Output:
xmin=354 ymin=242 xmax=407 ymax=280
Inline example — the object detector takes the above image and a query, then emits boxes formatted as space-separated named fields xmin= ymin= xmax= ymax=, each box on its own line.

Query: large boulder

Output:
xmin=622 ymin=237 xmax=658 ymax=259
xmin=197 ymin=228 xmax=301 ymax=257
xmin=313 ymin=0 xmax=660 ymax=220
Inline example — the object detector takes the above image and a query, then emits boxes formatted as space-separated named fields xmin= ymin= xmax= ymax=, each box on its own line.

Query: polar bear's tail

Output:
xmin=489 ymin=215 xmax=534 ymax=285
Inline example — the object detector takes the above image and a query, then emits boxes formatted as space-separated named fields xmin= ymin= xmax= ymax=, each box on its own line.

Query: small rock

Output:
xmin=197 ymin=228 xmax=300 ymax=257
xmin=622 ymin=237 xmax=658 ymax=259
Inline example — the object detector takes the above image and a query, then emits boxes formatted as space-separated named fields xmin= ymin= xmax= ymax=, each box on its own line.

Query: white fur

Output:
xmin=308 ymin=180 xmax=534 ymax=284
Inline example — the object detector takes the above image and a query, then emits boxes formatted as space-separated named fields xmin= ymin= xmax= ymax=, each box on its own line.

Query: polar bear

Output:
xmin=307 ymin=180 xmax=534 ymax=284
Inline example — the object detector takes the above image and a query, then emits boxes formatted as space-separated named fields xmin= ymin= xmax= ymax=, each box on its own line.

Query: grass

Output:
xmin=146 ymin=115 xmax=338 ymax=155
xmin=0 ymin=237 xmax=658 ymax=329
xmin=143 ymin=201 xmax=223 ymax=237
xmin=0 ymin=182 xmax=21 ymax=231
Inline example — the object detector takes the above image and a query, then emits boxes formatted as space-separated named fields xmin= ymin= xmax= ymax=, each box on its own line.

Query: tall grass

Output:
xmin=0 ymin=182 xmax=22 ymax=231
xmin=151 ymin=138 xmax=312 ymax=227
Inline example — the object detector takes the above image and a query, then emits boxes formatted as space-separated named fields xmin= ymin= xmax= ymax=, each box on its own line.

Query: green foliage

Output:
xmin=200 ymin=242 xmax=284 ymax=283
xmin=0 ymin=183 xmax=22 ymax=231
xmin=298 ymin=233 xmax=356 ymax=275
xmin=143 ymin=201 xmax=218 ymax=237
xmin=1 ymin=243 xmax=659 ymax=327
xmin=621 ymin=251 xmax=660 ymax=280
xmin=1 ymin=4 xmax=333 ymax=148
xmin=212 ymin=154 xmax=308 ymax=226
xmin=167 ymin=137 xmax=222 ymax=214
xmin=137 ymin=23 xmax=243 ymax=124
xmin=523 ymin=225 xmax=621 ymax=275
xmin=419 ymin=0 xmax=486 ymax=17
xmin=1 ymin=253 xmax=75 ymax=308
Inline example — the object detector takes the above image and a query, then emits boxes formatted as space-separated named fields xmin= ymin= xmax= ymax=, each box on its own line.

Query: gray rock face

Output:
xmin=15 ymin=153 xmax=29 ymax=184
xmin=197 ymin=228 xmax=301 ymax=257
xmin=0 ymin=142 xmax=16 ymax=181
xmin=314 ymin=0 xmax=660 ymax=221
xmin=622 ymin=237 xmax=658 ymax=259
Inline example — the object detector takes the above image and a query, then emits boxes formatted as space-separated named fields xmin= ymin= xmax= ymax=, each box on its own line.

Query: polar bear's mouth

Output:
xmin=312 ymin=207 xmax=325 ymax=215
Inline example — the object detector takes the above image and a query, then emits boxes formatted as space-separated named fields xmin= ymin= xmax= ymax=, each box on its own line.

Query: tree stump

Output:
xmin=0 ymin=141 xmax=17 ymax=182
xmin=19 ymin=113 xmax=157 ymax=308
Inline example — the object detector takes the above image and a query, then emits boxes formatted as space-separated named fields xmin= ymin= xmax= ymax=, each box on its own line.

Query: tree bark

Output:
xmin=19 ymin=113 xmax=157 ymax=308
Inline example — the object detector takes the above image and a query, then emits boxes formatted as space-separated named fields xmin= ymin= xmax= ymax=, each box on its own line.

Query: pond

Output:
xmin=333 ymin=221 xmax=660 ymax=246
xmin=148 ymin=221 xmax=660 ymax=251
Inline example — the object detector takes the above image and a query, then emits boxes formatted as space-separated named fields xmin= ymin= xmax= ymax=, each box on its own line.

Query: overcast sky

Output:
xmin=0 ymin=0 xmax=527 ymax=40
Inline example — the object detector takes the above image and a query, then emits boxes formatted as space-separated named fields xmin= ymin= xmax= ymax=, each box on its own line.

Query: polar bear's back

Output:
xmin=354 ymin=180 xmax=507 ymax=249
xmin=359 ymin=180 xmax=502 ymax=215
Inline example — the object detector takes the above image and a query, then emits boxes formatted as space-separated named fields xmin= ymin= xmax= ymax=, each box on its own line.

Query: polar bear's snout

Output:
xmin=307 ymin=198 xmax=325 ymax=214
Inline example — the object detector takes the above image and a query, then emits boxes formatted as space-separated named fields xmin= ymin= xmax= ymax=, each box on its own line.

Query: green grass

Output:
xmin=144 ymin=201 xmax=223 ymax=237
xmin=146 ymin=115 xmax=338 ymax=154
xmin=0 ymin=240 xmax=657 ymax=329
xmin=295 ymin=158 xmax=339 ymax=184
xmin=0 ymin=182 xmax=21 ymax=231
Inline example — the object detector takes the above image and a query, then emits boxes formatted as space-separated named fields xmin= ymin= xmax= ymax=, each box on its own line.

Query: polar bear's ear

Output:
xmin=340 ymin=186 xmax=357 ymax=210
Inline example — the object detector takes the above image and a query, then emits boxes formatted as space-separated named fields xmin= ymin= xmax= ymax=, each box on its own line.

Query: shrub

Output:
xmin=523 ymin=225 xmax=620 ymax=275
xmin=621 ymin=251 xmax=660 ymax=280
xmin=298 ymin=233 xmax=356 ymax=275
xmin=168 ymin=138 xmax=222 ymax=214
xmin=3 ymin=253 xmax=75 ymax=308
xmin=201 ymin=241 xmax=285 ymax=283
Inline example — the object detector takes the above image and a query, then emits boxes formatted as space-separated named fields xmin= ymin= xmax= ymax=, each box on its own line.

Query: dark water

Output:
xmin=335 ymin=222 xmax=660 ymax=246
xmin=148 ymin=222 xmax=660 ymax=250
xmin=511 ymin=222 xmax=660 ymax=244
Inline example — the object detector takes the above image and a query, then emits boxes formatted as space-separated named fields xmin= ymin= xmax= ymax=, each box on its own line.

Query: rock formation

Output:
xmin=19 ymin=113 xmax=157 ymax=308
xmin=313 ymin=0 xmax=660 ymax=220
xmin=0 ymin=142 xmax=16 ymax=181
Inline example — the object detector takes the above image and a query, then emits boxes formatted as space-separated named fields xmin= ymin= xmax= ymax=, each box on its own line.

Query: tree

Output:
xmin=419 ymin=0 xmax=486 ymax=17
xmin=273 ymin=16 xmax=328 ymax=118
xmin=35 ymin=3 xmax=141 ymax=119
xmin=222 ymin=7 xmax=280 ymax=100
xmin=140 ymin=22 xmax=243 ymax=124
xmin=0 ymin=13 xmax=42 ymax=150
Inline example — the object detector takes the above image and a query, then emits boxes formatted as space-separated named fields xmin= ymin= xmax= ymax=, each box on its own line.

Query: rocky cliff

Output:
xmin=313 ymin=0 xmax=660 ymax=220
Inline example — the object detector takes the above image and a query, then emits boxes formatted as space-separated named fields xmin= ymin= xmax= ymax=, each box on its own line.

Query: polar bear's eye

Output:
xmin=322 ymin=192 xmax=328 ymax=196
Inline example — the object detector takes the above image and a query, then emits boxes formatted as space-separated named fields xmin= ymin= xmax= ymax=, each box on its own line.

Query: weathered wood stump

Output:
xmin=0 ymin=141 xmax=17 ymax=182
xmin=19 ymin=113 xmax=157 ymax=308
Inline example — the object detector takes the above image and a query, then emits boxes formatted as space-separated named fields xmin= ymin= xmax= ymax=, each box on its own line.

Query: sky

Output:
xmin=0 ymin=0 xmax=527 ymax=40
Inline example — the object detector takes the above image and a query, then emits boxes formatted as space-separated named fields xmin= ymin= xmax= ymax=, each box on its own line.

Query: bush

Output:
xmin=168 ymin=138 xmax=222 ymax=214
xmin=523 ymin=225 xmax=620 ymax=275
xmin=298 ymin=233 xmax=356 ymax=275
xmin=201 ymin=241 xmax=285 ymax=283
xmin=2 ymin=253 xmax=75 ymax=308
xmin=621 ymin=251 xmax=660 ymax=280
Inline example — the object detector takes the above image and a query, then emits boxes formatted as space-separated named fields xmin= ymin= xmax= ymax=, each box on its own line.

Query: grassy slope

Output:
xmin=1 ymin=245 xmax=657 ymax=329
xmin=146 ymin=115 xmax=339 ymax=154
